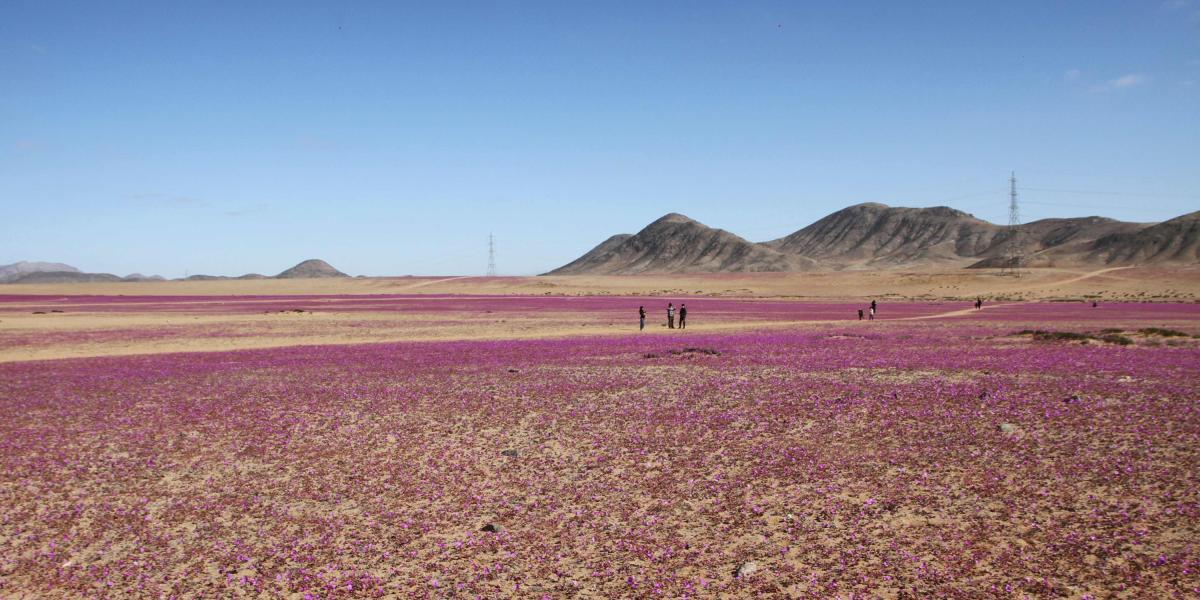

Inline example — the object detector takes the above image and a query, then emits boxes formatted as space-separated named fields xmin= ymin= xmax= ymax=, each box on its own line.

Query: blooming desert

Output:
xmin=1 ymin=297 xmax=1197 ymax=598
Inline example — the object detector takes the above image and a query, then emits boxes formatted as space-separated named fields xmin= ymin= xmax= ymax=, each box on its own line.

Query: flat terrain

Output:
xmin=4 ymin=265 xmax=1199 ymax=300
xmin=2 ymin=267 xmax=1195 ymax=362
xmin=1 ymin=275 xmax=1198 ymax=598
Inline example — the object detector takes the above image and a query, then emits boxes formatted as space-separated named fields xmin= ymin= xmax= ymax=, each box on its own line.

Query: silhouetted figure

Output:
xmin=639 ymin=306 xmax=646 ymax=331
xmin=870 ymin=299 xmax=877 ymax=314
xmin=679 ymin=304 xmax=687 ymax=329
xmin=1092 ymin=301 xmax=1098 ymax=308
xmin=858 ymin=309 xmax=864 ymax=321
xmin=667 ymin=303 xmax=675 ymax=329
xmin=975 ymin=298 xmax=983 ymax=310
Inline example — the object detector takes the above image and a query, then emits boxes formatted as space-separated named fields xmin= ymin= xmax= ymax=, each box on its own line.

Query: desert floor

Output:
xmin=5 ymin=265 xmax=1199 ymax=301
xmin=2 ymin=266 xmax=1196 ymax=362
xmin=1 ymin=270 xmax=1198 ymax=598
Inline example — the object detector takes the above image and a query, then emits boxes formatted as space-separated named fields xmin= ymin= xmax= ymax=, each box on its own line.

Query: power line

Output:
xmin=1019 ymin=186 xmax=1200 ymax=200
xmin=1019 ymin=199 xmax=1147 ymax=211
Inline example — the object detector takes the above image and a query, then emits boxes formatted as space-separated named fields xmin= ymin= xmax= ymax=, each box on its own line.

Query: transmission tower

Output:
xmin=999 ymin=171 xmax=1024 ymax=277
xmin=487 ymin=233 xmax=497 ymax=276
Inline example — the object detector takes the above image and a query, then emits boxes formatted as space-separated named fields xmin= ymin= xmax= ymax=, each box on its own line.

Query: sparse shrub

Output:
xmin=1138 ymin=328 xmax=1188 ymax=338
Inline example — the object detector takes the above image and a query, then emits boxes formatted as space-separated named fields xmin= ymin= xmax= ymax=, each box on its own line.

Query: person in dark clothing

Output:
xmin=639 ymin=306 xmax=646 ymax=331
xmin=870 ymin=299 xmax=877 ymax=313
xmin=1092 ymin=301 xmax=1098 ymax=308
xmin=975 ymin=298 xmax=983 ymax=310
xmin=667 ymin=303 xmax=675 ymax=329
xmin=679 ymin=304 xmax=687 ymax=329
xmin=858 ymin=309 xmax=864 ymax=321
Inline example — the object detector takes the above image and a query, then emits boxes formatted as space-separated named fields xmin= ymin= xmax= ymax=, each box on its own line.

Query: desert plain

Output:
xmin=2 ymin=266 xmax=1199 ymax=598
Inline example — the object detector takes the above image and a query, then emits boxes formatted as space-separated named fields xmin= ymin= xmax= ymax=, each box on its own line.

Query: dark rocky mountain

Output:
xmin=967 ymin=216 xmax=1148 ymax=268
xmin=0 ymin=261 xmax=80 ymax=282
xmin=765 ymin=203 xmax=1000 ymax=268
xmin=551 ymin=234 xmax=633 ymax=275
xmin=545 ymin=213 xmax=815 ymax=275
xmin=550 ymin=205 xmax=1197 ymax=274
xmin=275 ymin=259 xmax=349 ymax=279
xmin=1088 ymin=210 xmax=1200 ymax=264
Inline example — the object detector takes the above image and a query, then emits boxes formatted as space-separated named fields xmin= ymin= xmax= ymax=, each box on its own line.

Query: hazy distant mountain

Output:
xmin=275 ymin=259 xmax=349 ymax=279
xmin=0 ymin=261 xmax=80 ymax=282
xmin=175 ymin=260 xmax=348 ymax=281
xmin=550 ymin=204 xmax=1198 ymax=274
xmin=545 ymin=213 xmax=815 ymax=275
xmin=8 ymin=271 xmax=124 ymax=283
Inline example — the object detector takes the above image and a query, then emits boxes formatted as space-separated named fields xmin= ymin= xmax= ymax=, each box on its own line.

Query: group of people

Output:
xmin=857 ymin=300 xmax=878 ymax=321
xmin=639 ymin=302 xmax=687 ymax=330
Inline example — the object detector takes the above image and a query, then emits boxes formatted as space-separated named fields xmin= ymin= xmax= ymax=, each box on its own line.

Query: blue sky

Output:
xmin=2 ymin=1 xmax=1198 ymax=277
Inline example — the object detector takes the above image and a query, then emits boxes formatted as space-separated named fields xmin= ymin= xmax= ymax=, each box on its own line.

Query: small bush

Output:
xmin=1033 ymin=331 xmax=1092 ymax=342
xmin=1138 ymin=328 xmax=1188 ymax=338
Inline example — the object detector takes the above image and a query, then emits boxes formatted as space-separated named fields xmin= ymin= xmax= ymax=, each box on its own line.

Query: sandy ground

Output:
xmin=4 ymin=266 xmax=1198 ymax=300
xmin=2 ymin=266 xmax=1196 ymax=363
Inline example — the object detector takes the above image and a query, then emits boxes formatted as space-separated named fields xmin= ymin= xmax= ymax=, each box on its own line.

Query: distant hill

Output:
xmin=0 ymin=261 xmax=80 ymax=282
xmin=1088 ymin=210 xmax=1200 ymax=264
xmin=176 ymin=260 xmax=349 ymax=281
xmin=765 ymin=203 xmax=999 ymax=268
xmin=8 ymin=271 xmax=124 ymax=284
xmin=545 ymin=213 xmax=815 ymax=275
xmin=276 ymin=259 xmax=349 ymax=279
xmin=967 ymin=216 xmax=1147 ymax=268
xmin=0 ymin=262 xmax=171 ymax=284
xmin=550 ymin=205 xmax=1198 ymax=274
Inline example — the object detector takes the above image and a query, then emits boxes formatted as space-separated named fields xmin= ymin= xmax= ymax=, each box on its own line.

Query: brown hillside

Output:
xmin=546 ymin=214 xmax=813 ymax=275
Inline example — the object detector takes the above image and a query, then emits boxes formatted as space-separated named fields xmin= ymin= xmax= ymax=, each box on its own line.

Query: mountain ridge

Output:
xmin=550 ymin=204 xmax=1197 ymax=274
xmin=545 ymin=214 xmax=815 ymax=275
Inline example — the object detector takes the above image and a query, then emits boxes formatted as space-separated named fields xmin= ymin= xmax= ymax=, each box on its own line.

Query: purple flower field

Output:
xmin=1 ymin=298 xmax=1198 ymax=598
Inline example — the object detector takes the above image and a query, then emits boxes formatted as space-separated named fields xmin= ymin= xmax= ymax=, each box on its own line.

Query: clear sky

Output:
xmin=2 ymin=1 xmax=1198 ymax=277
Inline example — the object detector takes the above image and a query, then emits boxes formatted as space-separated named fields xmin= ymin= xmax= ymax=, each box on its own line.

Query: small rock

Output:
xmin=507 ymin=368 xmax=519 ymax=373
xmin=997 ymin=423 xmax=1020 ymax=435
xmin=480 ymin=523 xmax=503 ymax=533
xmin=734 ymin=561 xmax=759 ymax=578
xmin=501 ymin=449 xmax=519 ymax=458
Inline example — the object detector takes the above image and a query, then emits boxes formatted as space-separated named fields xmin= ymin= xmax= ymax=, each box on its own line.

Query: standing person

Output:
xmin=639 ymin=306 xmax=646 ymax=331
xmin=679 ymin=304 xmax=688 ymax=329
xmin=667 ymin=303 xmax=675 ymax=329
xmin=868 ymin=306 xmax=875 ymax=321
xmin=975 ymin=298 xmax=983 ymax=310
xmin=858 ymin=309 xmax=864 ymax=321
